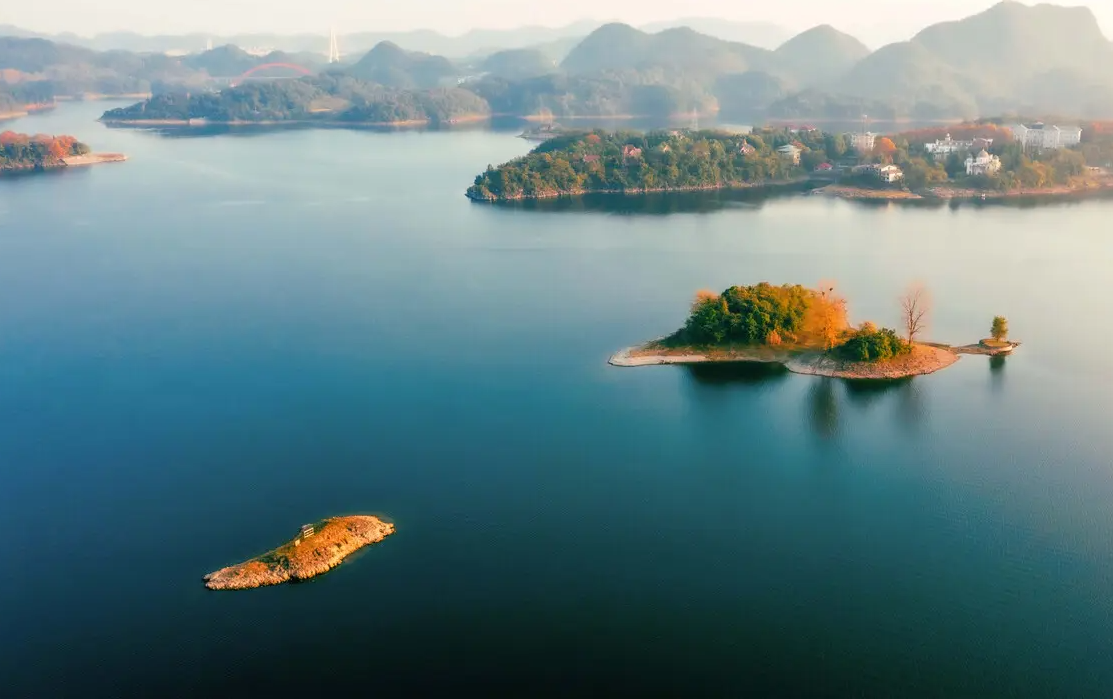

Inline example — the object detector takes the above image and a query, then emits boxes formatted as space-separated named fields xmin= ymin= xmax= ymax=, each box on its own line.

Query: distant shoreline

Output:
xmin=814 ymin=180 xmax=1113 ymax=201
xmin=467 ymin=178 xmax=812 ymax=202
xmin=100 ymin=113 xmax=492 ymax=128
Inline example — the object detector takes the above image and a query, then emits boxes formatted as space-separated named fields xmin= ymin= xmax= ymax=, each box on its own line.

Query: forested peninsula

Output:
xmin=100 ymin=75 xmax=491 ymax=126
xmin=0 ymin=131 xmax=92 ymax=172
xmin=467 ymin=129 xmax=806 ymax=200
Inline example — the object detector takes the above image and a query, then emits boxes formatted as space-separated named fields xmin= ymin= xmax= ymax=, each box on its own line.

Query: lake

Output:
xmin=3 ymin=102 xmax=1113 ymax=698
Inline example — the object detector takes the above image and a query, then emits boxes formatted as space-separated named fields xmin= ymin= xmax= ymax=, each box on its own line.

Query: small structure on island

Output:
xmin=622 ymin=145 xmax=643 ymax=161
xmin=965 ymin=149 xmax=1002 ymax=176
xmin=854 ymin=163 xmax=904 ymax=183
xmin=294 ymin=523 xmax=315 ymax=546
xmin=777 ymin=144 xmax=802 ymax=165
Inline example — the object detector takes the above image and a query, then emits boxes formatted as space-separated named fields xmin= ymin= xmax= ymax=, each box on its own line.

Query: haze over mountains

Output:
xmin=4 ymin=2 xmax=1113 ymax=120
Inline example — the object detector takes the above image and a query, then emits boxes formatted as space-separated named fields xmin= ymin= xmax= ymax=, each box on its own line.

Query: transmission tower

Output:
xmin=328 ymin=27 xmax=341 ymax=64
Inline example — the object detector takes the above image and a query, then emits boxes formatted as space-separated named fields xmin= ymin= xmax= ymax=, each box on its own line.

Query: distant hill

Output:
xmin=837 ymin=1 xmax=1113 ymax=117
xmin=561 ymin=23 xmax=770 ymax=76
xmin=345 ymin=42 xmax=457 ymax=89
xmin=772 ymin=25 xmax=870 ymax=86
xmin=481 ymin=49 xmax=558 ymax=80
xmin=182 ymin=45 xmax=260 ymax=77
xmin=0 ymin=36 xmax=206 ymax=95
xmin=0 ymin=21 xmax=604 ymax=58
xmin=639 ymin=18 xmax=791 ymax=49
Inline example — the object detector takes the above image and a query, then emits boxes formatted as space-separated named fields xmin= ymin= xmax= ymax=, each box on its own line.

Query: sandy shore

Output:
xmin=785 ymin=345 xmax=959 ymax=379
xmin=610 ymin=340 xmax=1017 ymax=379
xmin=204 ymin=515 xmax=395 ymax=590
xmin=63 ymin=153 xmax=128 ymax=167
xmin=814 ymin=185 xmax=923 ymax=200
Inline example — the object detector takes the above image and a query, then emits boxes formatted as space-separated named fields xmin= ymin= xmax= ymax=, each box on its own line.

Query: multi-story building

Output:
xmin=1010 ymin=123 xmax=1083 ymax=150
xmin=846 ymin=131 xmax=877 ymax=153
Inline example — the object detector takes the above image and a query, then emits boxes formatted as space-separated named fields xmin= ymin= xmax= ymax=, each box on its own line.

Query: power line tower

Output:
xmin=328 ymin=27 xmax=341 ymax=64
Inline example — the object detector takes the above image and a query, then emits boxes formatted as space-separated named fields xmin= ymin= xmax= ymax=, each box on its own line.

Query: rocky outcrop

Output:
xmin=203 ymin=515 xmax=395 ymax=590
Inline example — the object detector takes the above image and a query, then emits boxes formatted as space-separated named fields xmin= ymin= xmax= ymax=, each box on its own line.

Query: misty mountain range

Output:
xmin=4 ymin=2 xmax=1113 ymax=120
xmin=0 ymin=18 xmax=792 ymax=58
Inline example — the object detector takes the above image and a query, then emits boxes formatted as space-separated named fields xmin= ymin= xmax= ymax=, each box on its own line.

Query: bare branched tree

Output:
xmin=900 ymin=284 xmax=931 ymax=346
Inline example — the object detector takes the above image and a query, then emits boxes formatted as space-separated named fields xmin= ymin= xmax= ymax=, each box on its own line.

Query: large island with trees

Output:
xmin=470 ymin=120 xmax=1113 ymax=202
xmin=468 ymin=129 xmax=811 ymax=200
xmin=611 ymin=282 xmax=1016 ymax=380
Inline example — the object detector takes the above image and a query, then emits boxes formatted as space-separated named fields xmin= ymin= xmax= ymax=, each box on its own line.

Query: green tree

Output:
xmin=991 ymin=316 xmax=1009 ymax=342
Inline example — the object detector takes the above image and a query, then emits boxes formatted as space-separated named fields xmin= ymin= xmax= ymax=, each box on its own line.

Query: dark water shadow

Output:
xmin=989 ymin=355 xmax=1008 ymax=393
xmin=843 ymin=378 xmax=913 ymax=410
xmin=683 ymin=362 xmax=791 ymax=388
xmin=488 ymin=183 xmax=817 ymax=217
xmin=808 ymin=379 xmax=840 ymax=440
xmin=807 ymin=377 xmax=927 ymax=440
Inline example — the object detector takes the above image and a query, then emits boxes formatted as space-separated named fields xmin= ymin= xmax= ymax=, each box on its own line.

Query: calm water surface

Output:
xmin=2 ymin=103 xmax=1113 ymax=697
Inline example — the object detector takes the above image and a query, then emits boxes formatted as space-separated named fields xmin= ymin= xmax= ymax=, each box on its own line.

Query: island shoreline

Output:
xmin=609 ymin=341 xmax=1016 ymax=380
xmin=203 ymin=515 xmax=395 ymax=590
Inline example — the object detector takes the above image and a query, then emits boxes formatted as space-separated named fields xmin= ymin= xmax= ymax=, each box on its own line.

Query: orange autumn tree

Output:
xmin=875 ymin=137 xmax=898 ymax=163
xmin=803 ymin=282 xmax=849 ymax=350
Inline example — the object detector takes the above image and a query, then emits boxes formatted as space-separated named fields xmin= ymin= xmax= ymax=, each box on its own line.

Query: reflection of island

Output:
xmin=204 ymin=515 xmax=395 ymax=590
xmin=611 ymin=282 xmax=1018 ymax=381
xmin=1 ymin=132 xmax=125 ymax=174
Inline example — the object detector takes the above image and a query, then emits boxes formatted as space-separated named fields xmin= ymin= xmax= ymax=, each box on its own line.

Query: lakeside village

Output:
xmin=471 ymin=119 xmax=1113 ymax=201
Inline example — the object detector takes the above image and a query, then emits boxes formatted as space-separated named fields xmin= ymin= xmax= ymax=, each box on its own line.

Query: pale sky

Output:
xmin=3 ymin=0 xmax=1112 ymax=43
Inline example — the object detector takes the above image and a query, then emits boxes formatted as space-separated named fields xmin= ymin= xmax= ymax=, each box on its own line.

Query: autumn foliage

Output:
xmin=0 ymin=131 xmax=88 ymax=169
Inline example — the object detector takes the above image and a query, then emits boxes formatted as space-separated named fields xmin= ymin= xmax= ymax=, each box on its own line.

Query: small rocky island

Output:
xmin=1 ymin=131 xmax=125 ymax=174
xmin=204 ymin=515 xmax=395 ymax=590
xmin=611 ymin=283 xmax=1017 ymax=380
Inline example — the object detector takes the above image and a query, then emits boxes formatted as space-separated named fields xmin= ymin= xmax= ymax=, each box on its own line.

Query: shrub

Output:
xmin=836 ymin=326 xmax=910 ymax=363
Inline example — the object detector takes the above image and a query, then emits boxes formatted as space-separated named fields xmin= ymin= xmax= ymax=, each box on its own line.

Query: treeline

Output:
xmin=672 ymin=282 xmax=909 ymax=363
xmin=0 ymin=81 xmax=56 ymax=112
xmin=0 ymin=37 xmax=204 ymax=96
xmin=0 ymin=131 xmax=90 ymax=171
xmin=101 ymin=75 xmax=490 ymax=124
xmin=468 ymin=129 xmax=815 ymax=200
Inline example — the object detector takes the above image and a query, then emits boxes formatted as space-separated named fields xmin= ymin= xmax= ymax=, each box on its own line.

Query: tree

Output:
xmin=875 ymin=137 xmax=897 ymax=163
xmin=899 ymin=284 xmax=931 ymax=346
xmin=991 ymin=316 xmax=1009 ymax=342
xmin=805 ymin=282 xmax=848 ymax=350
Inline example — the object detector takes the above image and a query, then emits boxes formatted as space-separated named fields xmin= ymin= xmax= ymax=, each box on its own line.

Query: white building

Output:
xmin=1010 ymin=123 xmax=1083 ymax=150
xmin=876 ymin=164 xmax=904 ymax=183
xmin=965 ymin=150 xmax=1002 ymax=176
xmin=925 ymin=134 xmax=973 ymax=155
xmin=853 ymin=163 xmax=904 ymax=183
xmin=846 ymin=131 xmax=877 ymax=153
xmin=777 ymin=144 xmax=802 ymax=165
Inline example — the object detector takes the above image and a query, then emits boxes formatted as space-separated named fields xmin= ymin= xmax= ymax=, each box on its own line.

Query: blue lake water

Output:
xmin=3 ymin=102 xmax=1113 ymax=697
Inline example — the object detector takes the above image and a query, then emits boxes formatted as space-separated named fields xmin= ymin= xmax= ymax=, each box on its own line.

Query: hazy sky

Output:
xmin=4 ymin=0 xmax=1111 ymax=44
